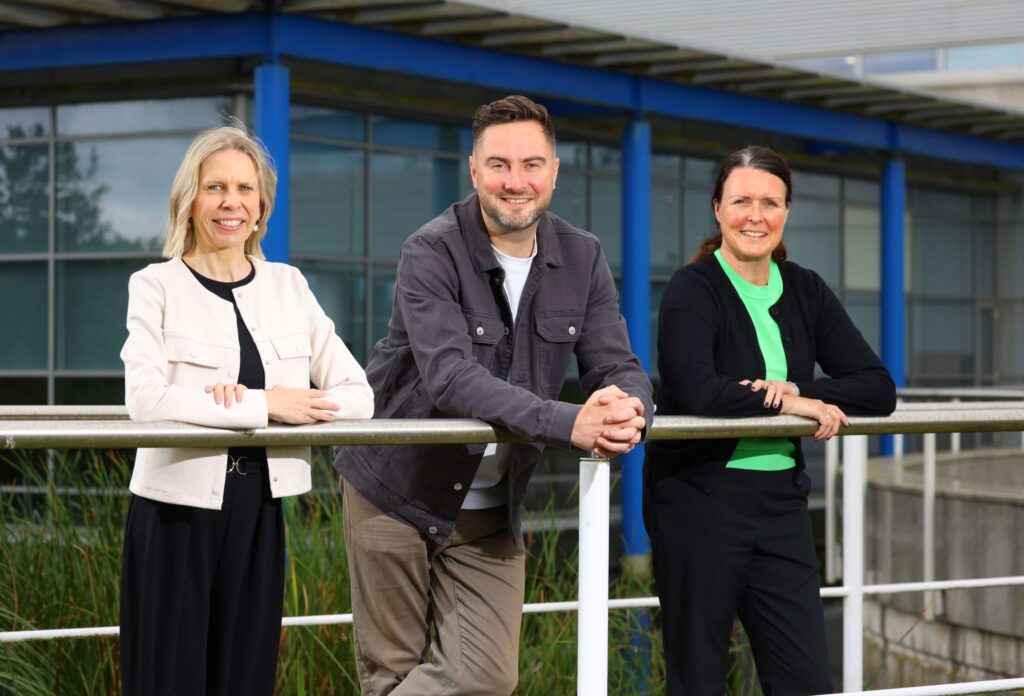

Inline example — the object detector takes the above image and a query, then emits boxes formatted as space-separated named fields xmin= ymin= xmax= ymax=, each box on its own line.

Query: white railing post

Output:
xmin=950 ymin=398 xmax=961 ymax=453
xmin=578 ymin=455 xmax=610 ymax=696
xmin=842 ymin=435 xmax=868 ymax=691
xmin=825 ymin=437 xmax=840 ymax=583
xmin=893 ymin=397 xmax=904 ymax=460
xmin=922 ymin=432 xmax=941 ymax=619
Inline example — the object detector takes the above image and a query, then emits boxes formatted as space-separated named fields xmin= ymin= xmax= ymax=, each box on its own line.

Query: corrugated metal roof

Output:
xmin=2 ymin=0 xmax=1024 ymax=144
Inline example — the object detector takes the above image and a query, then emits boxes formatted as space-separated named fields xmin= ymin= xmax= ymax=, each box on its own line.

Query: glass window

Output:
xmin=910 ymin=215 xmax=971 ymax=296
xmin=295 ymin=261 xmax=367 ymax=365
xmin=56 ymin=136 xmax=192 ymax=252
xmin=547 ymin=167 xmax=586 ymax=230
xmin=976 ymin=222 xmax=995 ymax=297
xmin=591 ymin=175 xmax=621 ymax=274
xmin=372 ymin=116 xmax=471 ymax=154
xmin=844 ymin=204 xmax=880 ymax=291
xmin=56 ymin=97 xmax=231 ymax=136
xmin=56 ymin=259 xmax=146 ymax=370
xmin=787 ymin=55 xmax=858 ymax=78
xmin=291 ymin=104 xmax=366 ymax=142
xmin=651 ymin=153 xmax=681 ymax=179
xmin=846 ymin=179 xmax=879 ymax=206
xmin=371 ymin=268 xmax=397 ymax=349
xmin=0 ymin=143 xmax=49 ymax=253
xmin=0 ymin=378 xmax=46 ymax=405
xmin=591 ymin=145 xmax=621 ymax=171
xmin=844 ymin=292 xmax=881 ymax=355
xmin=784 ymin=198 xmax=841 ymax=288
xmin=55 ymin=377 xmax=124 ymax=405
xmin=556 ymin=141 xmax=587 ymax=168
xmin=369 ymin=152 xmax=461 ymax=259
xmin=291 ymin=143 xmax=365 ymax=257
xmin=0 ymin=262 xmax=47 ymax=369
xmin=792 ymin=170 xmax=840 ymax=199
xmin=683 ymin=183 xmax=714 ymax=263
xmin=912 ymin=299 xmax=974 ymax=377
xmin=863 ymin=49 xmax=939 ymax=75
xmin=911 ymin=187 xmax=971 ymax=214
xmin=0 ymin=107 xmax=49 ymax=139
xmin=651 ymin=182 xmax=681 ymax=276
xmin=946 ymin=42 xmax=1024 ymax=72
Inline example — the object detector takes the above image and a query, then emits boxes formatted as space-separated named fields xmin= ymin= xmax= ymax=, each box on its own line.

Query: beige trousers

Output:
xmin=342 ymin=480 xmax=525 ymax=696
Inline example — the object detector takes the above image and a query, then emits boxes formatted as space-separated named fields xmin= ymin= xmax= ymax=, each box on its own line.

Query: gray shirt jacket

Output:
xmin=334 ymin=194 xmax=654 ymax=545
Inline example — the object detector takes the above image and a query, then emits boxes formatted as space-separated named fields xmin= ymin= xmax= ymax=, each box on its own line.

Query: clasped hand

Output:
xmin=205 ymin=383 xmax=339 ymax=424
xmin=571 ymin=385 xmax=647 ymax=458
xmin=742 ymin=379 xmax=849 ymax=441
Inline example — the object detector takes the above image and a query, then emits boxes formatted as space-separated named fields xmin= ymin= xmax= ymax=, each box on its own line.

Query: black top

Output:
xmin=185 ymin=261 xmax=266 ymax=462
xmin=645 ymin=252 xmax=896 ymax=492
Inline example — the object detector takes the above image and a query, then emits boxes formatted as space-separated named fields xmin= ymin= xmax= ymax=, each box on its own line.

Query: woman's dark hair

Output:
xmin=690 ymin=145 xmax=792 ymax=264
xmin=472 ymin=95 xmax=556 ymax=149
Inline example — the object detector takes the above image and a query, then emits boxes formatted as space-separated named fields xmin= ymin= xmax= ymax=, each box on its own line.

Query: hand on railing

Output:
xmin=204 ymin=383 xmax=248 ymax=408
xmin=266 ymin=385 xmax=339 ymax=424
xmin=779 ymin=394 xmax=849 ymax=440
xmin=571 ymin=385 xmax=646 ymax=458
xmin=740 ymin=379 xmax=798 ymax=408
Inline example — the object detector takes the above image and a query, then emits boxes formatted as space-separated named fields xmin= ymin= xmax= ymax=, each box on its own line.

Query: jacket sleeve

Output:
xmin=120 ymin=269 xmax=269 ymax=427
xmin=574 ymin=245 xmax=654 ymax=432
xmin=658 ymin=267 xmax=781 ymax=417
xmin=299 ymin=270 xmax=375 ymax=420
xmin=395 ymin=236 xmax=581 ymax=447
xmin=794 ymin=274 xmax=897 ymax=416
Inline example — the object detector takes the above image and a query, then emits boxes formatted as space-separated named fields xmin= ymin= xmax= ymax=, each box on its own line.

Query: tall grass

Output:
xmin=0 ymin=450 xmax=759 ymax=694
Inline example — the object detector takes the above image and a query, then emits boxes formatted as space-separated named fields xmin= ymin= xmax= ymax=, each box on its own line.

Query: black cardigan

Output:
xmin=645 ymin=253 xmax=896 ymax=491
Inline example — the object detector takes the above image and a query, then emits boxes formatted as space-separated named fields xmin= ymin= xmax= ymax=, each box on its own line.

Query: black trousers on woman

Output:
xmin=647 ymin=468 xmax=833 ymax=696
xmin=120 ymin=460 xmax=285 ymax=696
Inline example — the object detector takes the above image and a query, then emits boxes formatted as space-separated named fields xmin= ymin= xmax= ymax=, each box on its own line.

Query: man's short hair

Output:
xmin=471 ymin=95 xmax=556 ymax=149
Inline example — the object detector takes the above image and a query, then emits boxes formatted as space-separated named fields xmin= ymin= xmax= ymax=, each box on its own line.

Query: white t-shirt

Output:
xmin=461 ymin=244 xmax=536 ymax=510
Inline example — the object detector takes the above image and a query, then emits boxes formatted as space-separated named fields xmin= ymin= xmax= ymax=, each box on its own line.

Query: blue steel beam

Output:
xmin=880 ymin=156 xmax=906 ymax=459
xmin=2 ymin=13 xmax=1024 ymax=171
xmin=253 ymin=62 xmax=290 ymax=263
xmin=620 ymin=119 xmax=652 ymax=563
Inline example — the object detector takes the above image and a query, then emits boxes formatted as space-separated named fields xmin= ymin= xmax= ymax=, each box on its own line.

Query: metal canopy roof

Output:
xmin=2 ymin=0 xmax=1024 ymax=144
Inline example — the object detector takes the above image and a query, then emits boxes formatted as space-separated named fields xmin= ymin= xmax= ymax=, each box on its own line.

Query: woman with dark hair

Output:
xmin=645 ymin=145 xmax=895 ymax=694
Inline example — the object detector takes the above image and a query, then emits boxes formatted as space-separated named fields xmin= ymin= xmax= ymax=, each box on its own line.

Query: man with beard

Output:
xmin=334 ymin=95 xmax=653 ymax=695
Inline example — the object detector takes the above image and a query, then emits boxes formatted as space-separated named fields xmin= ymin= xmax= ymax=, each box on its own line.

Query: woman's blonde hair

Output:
xmin=162 ymin=124 xmax=278 ymax=259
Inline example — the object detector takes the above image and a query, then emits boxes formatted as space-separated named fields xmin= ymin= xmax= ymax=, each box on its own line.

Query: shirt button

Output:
xmin=453 ymin=482 xmax=463 ymax=491
xmin=273 ymin=476 xmax=279 ymax=483
xmin=492 ymin=276 xmax=501 ymax=285
xmin=428 ymin=526 xmax=438 ymax=535
xmin=568 ymin=326 xmax=576 ymax=336
xmin=503 ymin=326 xmax=510 ymax=335
xmin=476 ymin=326 xmax=485 ymax=336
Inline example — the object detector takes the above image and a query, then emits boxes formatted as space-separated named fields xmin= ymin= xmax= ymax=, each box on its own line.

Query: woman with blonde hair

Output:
xmin=119 ymin=125 xmax=373 ymax=695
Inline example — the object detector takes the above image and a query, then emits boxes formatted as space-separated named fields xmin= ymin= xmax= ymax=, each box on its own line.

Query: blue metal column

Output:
xmin=253 ymin=62 xmax=290 ymax=263
xmin=880 ymin=157 xmax=906 ymax=454
xmin=621 ymin=119 xmax=651 ymax=570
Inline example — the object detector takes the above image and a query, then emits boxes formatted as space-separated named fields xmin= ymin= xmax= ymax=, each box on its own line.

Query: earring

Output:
xmin=253 ymin=223 xmax=259 ymax=232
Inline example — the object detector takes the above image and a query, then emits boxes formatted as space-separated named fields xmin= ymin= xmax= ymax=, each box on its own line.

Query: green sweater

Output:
xmin=715 ymin=250 xmax=795 ymax=471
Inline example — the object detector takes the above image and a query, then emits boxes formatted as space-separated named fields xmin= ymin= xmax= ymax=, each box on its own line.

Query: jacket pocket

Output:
xmin=463 ymin=309 xmax=504 ymax=369
xmin=271 ymin=332 xmax=313 ymax=360
xmin=165 ymin=336 xmax=223 ymax=368
xmin=534 ymin=310 xmax=583 ymax=390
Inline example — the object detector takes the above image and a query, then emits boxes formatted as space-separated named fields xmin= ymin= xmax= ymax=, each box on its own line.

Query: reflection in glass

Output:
xmin=556 ymin=142 xmax=587 ymax=168
xmin=975 ymin=223 xmax=995 ymax=297
xmin=0 ymin=262 xmax=47 ymax=369
xmin=295 ymin=261 xmax=367 ymax=365
xmin=57 ymin=97 xmax=231 ymax=136
xmin=56 ymin=377 xmax=125 ymax=405
xmin=291 ymin=143 xmax=365 ymax=257
xmin=0 ymin=143 xmax=49 ymax=253
xmin=291 ymin=104 xmax=366 ymax=142
xmin=683 ymin=183 xmax=714 ymax=263
xmin=0 ymin=107 xmax=50 ymax=138
xmin=785 ymin=198 xmax=841 ymax=288
xmin=56 ymin=137 xmax=191 ymax=252
xmin=57 ymin=259 xmax=149 ymax=370
xmin=370 ymin=152 xmax=460 ymax=259
xmin=372 ymin=116 xmax=471 ymax=153
xmin=844 ymin=204 xmax=880 ymax=291
xmin=591 ymin=176 xmax=621 ymax=273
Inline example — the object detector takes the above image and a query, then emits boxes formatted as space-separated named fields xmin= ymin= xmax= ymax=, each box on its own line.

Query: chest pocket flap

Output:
xmin=271 ymin=333 xmax=313 ymax=360
xmin=463 ymin=310 xmax=504 ymax=346
xmin=535 ymin=311 xmax=584 ymax=343
xmin=165 ymin=336 xmax=223 ymax=368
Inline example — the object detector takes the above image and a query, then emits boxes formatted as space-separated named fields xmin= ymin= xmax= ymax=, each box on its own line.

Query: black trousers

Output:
xmin=647 ymin=468 xmax=832 ymax=696
xmin=120 ymin=460 xmax=285 ymax=696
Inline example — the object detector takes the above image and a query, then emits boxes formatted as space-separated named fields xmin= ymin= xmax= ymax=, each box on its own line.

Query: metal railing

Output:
xmin=3 ymin=406 xmax=1024 ymax=694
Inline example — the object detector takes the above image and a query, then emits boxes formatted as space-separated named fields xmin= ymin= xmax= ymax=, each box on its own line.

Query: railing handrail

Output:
xmin=6 ymin=407 xmax=1024 ymax=449
xmin=897 ymin=387 xmax=1024 ymax=400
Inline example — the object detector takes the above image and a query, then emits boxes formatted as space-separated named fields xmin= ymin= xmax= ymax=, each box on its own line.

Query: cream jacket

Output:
xmin=120 ymin=256 xmax=374 ymax=509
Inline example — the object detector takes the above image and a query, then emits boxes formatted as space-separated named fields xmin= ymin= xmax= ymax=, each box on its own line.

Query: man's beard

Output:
xmin=480 ymin=194 xmax=546 ymax=233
